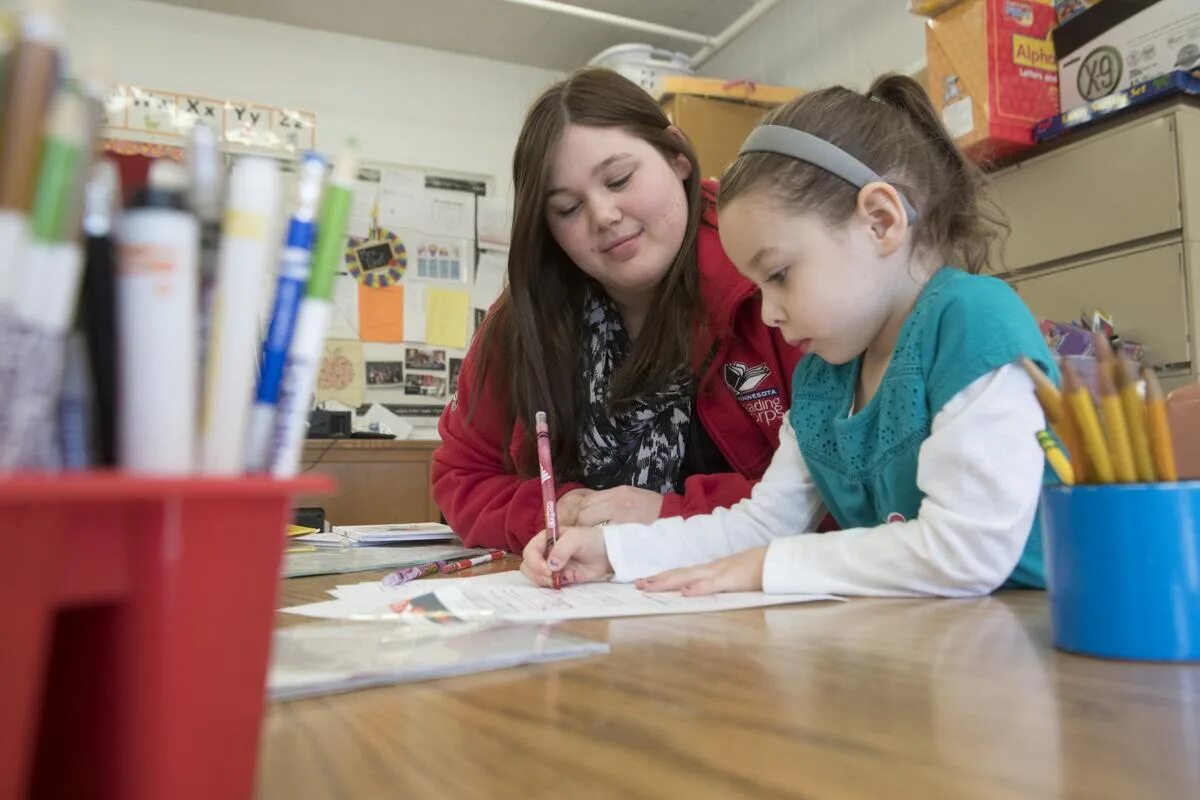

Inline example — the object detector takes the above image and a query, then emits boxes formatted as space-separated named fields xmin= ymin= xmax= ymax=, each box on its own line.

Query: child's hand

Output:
xmin=635 ymin=547 xmax=768 ymax=596
xmin=520 ymin=526 xmax=612 ymax=588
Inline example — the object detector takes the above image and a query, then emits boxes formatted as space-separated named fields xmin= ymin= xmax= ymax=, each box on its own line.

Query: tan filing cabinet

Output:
xmin=991 ymin=100 xmax=1200 ymax=390
xmin=657 ymin=77 xmax=801 ymax=181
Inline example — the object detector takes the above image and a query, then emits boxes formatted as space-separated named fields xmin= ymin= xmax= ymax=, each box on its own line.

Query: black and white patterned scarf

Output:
xmin=577 ymin=288 xmax=692 ymax=493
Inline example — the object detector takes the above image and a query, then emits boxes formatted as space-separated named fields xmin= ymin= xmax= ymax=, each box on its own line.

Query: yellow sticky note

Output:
xmin=424 ymin=288 xmax=470 ymax=349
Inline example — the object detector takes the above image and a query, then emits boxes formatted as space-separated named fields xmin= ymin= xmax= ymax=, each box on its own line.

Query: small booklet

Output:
xmin=281 ymin=543 xmax=486 ymax=579
xmin=294 ymin=522 xmax=457 ymax=548
xmin=268 ymin=619 xmax=608 ymax=700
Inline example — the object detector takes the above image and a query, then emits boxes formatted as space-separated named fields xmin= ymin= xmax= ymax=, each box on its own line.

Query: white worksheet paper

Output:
xmin=281 ymin=570 xmax=837 ymax=622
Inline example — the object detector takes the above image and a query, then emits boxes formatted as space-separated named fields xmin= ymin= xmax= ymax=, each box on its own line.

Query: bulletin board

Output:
xmin=313 ymin=160 xmax=510 ymax=421
xmin=100 ymin=84 xmax=514 ymax=426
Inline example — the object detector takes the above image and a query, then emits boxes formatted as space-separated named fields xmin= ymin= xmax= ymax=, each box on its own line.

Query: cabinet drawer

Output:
xmin=1009 ymin=243 xmax=1188 ymax=369
xmin=993 ymin=115 xmax=1181 ymax=270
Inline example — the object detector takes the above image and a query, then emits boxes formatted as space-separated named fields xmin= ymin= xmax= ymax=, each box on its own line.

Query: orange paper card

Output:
xmin=358 ymin=283 xmax=405 ymax=343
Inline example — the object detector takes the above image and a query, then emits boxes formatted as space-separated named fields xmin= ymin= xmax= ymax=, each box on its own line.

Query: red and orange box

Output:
xmin=925 ymin=0 xmax=1061 ymax=162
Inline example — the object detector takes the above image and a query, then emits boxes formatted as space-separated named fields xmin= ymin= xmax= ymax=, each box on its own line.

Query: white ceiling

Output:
xmin=145 ymin=0 xmax=756 ymax=71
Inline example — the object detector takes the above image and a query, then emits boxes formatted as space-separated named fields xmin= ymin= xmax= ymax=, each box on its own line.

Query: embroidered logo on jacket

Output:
xmin=886 ymin=512 xmax=907 ymax=524
xmin=724 ymin=361 xmax=771 ymax=394
xmin=724 ymin=361 xmax=783 ymax=425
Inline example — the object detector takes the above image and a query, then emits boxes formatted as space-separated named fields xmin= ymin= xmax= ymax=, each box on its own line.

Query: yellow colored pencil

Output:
xmin=1143 ymin=368 xmax=1178 ymax=482
xmin=1036 ymin=430 xmax=1075 ymax=485
xmin=1020 ymin=357 xmax=1087 ymax=483
xmin=1063 ymin=363 xmax=1115 ymax=484
xmin=1020 ymin=357 xmax=1064 ymax=423
xmin=1057 ymin=396 xmax=1089 ymax=484
xmin=1115 ymin=353 xmax=1156 ymax=482
xmin=1096 ymin=357 xmax=1138 ymax=483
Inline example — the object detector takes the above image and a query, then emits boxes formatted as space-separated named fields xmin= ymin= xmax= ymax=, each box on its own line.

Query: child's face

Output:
xmin=719 ymin=189 xmax=903 ymax=365
xmin=544 ymin=124 xmax=691 ymax=309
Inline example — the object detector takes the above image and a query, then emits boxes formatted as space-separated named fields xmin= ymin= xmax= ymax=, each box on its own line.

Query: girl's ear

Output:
xmin=666 ymin=126 xmax=694 ymax=181
xmin=856 ymin=181 xmax=909 ymax=257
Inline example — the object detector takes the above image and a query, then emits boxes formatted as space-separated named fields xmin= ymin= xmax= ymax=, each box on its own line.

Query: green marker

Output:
xmin=29 ymin=89 xmax=85 ymax=242
xmin=269 ymin=143 xmax=359 ymax=476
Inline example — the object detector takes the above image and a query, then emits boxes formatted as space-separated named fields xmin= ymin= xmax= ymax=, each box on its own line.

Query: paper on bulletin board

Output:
xmin=378 ymin=169 xmax=425 ymax=232
xmin=471 ymin=250 xmax=506 ymax=312
xmin=403 ymin=282 xmax=427 ymax=343
xmin=362 ymin=342 xmax=409 ymax=404
xmin=477 ymin=195 xmax=511 ymax=249
xmin=327 ymin=273 xmax=360 ymax=339
xmin=358 ymin=283 xmax=404 ymax=342
xmin=425 ymin=288 xmax=470 ymax=349
xmin=316 ymin=339 xmax=364 ymax=406
xmin=414 ymin=236 xmax=471 ymax=282
xmin=347 ymin=178 xmax=379 ymax=239
xmin=422 ymin=189 xmax=475 ymax=240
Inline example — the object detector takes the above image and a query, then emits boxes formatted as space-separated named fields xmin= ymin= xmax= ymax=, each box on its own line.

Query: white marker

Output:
xmin=114 ymin=160 xmax=199 ymax=474
xmin=198 ymin=156 xmax=281 ymax=474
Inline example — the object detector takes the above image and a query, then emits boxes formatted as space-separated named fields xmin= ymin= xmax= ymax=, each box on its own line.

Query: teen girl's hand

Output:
xmin=573 ymin=486 xmax=664 ymax=526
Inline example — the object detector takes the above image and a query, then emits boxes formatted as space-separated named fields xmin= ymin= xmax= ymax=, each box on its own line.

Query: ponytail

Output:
xmin=720 ymin=73 xmax=1008 ymax=274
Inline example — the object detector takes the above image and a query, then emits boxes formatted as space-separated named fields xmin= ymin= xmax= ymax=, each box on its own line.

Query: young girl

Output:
xmin=521 ymin=74 xmax=1057 ymax=598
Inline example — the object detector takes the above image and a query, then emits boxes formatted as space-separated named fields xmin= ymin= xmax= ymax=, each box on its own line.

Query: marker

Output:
xmin=535 ymin=411 xmax=563 ymax=590
xmin=79 ymin=158 xmax=120 ymax=466
xmin=0 ymin=0 xmax=63 ymax=306
xmin=1143 ymin=368 xmax=1177 ymax=483
xmin=114 ymin=160 xmax=199 ymax=473
xmin=198 ymin=155 xmax=282 ymax=474
xmin=269 ymin=145 xmax=357 ymax=477
xmin=0 ymin=89 xmax=90 ymax=469
xmin=58 ymin=332 xmax=93 ymax=470
xmin=439 ymin=550 xmax=507 ymax=575
xmin=244 ymin=152 xmax=326 ymax=472
xmin=381 ymin=561 xmax=441 ymax=588
xmin=188 ymin=122 xmax=223 ymax=377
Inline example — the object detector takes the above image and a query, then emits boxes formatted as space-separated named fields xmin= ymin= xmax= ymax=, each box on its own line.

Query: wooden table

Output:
xmin=259 ymin=564 xmax=1200 ymax=799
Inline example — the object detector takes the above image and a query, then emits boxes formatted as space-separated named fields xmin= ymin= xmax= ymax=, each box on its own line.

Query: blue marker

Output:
xmin=243 ymin=152 xmax=327 ymax=472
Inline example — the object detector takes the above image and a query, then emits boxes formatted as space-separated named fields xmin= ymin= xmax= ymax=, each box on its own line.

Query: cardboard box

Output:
xmin=1054 ymin=0 xmax=1200 ymax=111
xmin=926 ymin=0 xmax=1061 ymax=162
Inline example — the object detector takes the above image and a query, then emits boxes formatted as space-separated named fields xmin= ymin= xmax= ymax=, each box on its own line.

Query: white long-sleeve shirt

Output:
xmin=603 ymin=363 xmax=1047 ymax=598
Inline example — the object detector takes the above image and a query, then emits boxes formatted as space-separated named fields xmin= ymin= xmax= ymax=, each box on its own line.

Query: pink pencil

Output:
xmin=535 ymin=411 xmax=562 ymax=590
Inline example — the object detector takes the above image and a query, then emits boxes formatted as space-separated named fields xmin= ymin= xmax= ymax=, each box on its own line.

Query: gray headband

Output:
xmin=738 ymin=125 xmax=919 ymax=222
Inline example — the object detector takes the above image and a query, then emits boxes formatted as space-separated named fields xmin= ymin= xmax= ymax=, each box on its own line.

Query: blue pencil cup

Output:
xmin=1040 ymin=482 xmax=1200 ymax=661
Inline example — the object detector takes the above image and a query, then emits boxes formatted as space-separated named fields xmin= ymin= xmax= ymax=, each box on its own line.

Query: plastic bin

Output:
xmin=0 ymin=473 xmax=331 ymax=800
xmin=1040 ymin=481 xmax=1200 ymax=661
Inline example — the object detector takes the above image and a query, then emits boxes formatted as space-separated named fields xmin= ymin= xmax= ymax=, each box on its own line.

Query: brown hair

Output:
xmin=470 ymin=68 xmax=704 ymax=479
xmin=719 ymin=73 xmax=1007 ymax=274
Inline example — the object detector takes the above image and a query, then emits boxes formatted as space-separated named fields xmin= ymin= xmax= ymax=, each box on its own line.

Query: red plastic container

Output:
xmin=0 ymin=473 xmax=331 ymax=800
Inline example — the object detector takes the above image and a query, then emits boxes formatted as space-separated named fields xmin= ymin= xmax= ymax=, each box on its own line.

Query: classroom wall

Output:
xmin=699 ymin=0 xmax=927 ymax=91
xmin=65 ymin=0 xmax=565 ymax=190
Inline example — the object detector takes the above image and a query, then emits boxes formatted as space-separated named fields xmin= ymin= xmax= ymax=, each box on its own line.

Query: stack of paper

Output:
xmin=268 ymin=619 xmax=608 ymax=700
xmin=281 ymin=570 xmax=839 ymax=621
xmin=294 ymin=522 xmax=457 ymax=548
